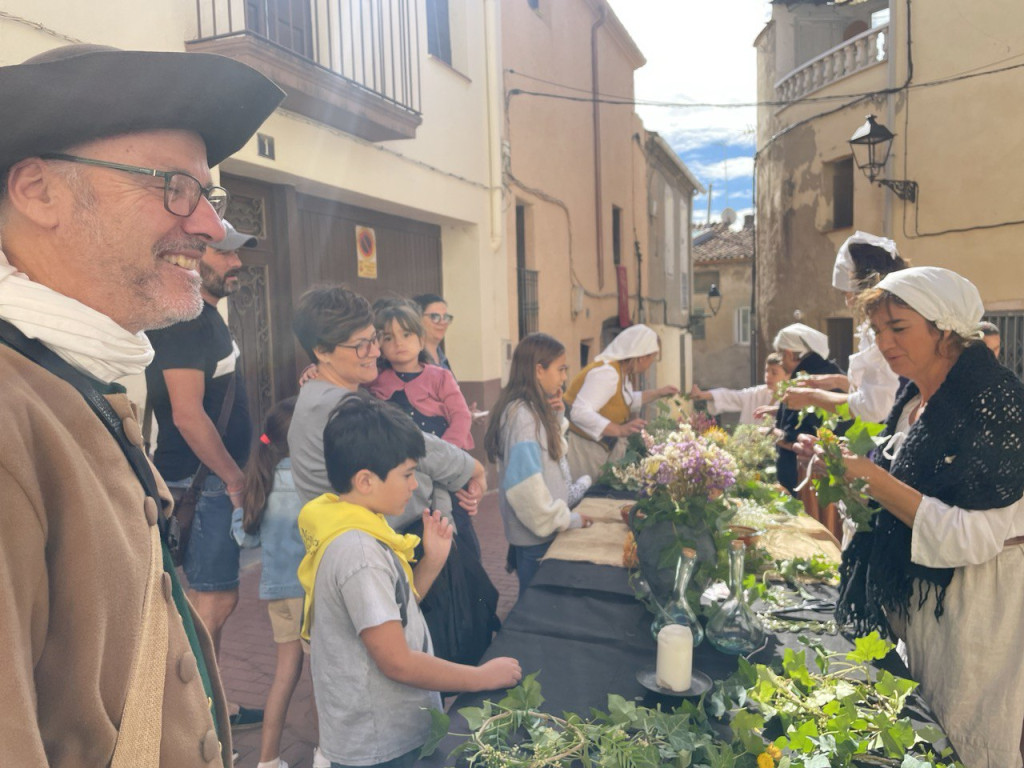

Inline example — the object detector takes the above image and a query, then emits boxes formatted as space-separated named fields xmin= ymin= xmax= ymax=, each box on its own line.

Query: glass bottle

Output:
xmin=707 ymin=540 xmax=766 ymax=655
xmin=650 ymin=547 xmax=704 ymax=646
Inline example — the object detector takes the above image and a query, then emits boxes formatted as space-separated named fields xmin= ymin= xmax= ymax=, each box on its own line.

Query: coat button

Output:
xmin=143 ymin=496 xmax=160 ymax=527
xmin=178 ymin=651 xmax=198 ymax=684
xmin=200 ymin=729 xmax=220 ymax=762
xmin=122 ymin=416 xmax=144 ymax=448
xmin=162 ymin=573 xmax=173 ymax=603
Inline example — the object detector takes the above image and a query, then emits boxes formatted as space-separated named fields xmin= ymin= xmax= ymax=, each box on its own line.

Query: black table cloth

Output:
xmin=418 ymin=558 xmax=951 ymax=765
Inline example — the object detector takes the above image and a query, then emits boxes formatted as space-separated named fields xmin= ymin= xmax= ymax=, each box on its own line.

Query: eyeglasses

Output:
xmin=40 ymin=153 xmax=230 ymax=218
xmin=425 ymin=312 xmax=454 ymax=324
xmin=335 ymin=336 xmax=381 ymax=359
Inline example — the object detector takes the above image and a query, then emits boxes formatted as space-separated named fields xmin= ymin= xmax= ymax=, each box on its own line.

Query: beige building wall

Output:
xmin=0 ymin=1 xmax=508 ymax=409
xmin=501 ymin=0 xmax=650 ymax=377
xmin=693 ymin=258 xmax=754 ymax=393
xmin=754 ymin=0 xmax=1024 ymax=365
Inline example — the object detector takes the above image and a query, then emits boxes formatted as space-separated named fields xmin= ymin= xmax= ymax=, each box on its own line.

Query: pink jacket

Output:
xmin=368 ymin=365 xmax=474 ymax=450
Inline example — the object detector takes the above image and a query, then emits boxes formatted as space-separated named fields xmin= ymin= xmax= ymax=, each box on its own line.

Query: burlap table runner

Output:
xmin=542 ymin=497 xmax=841 ymax=567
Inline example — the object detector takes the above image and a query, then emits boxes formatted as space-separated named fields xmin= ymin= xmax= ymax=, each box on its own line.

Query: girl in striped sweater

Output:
xmin=484 ymin=333 xmax=592 ymax=595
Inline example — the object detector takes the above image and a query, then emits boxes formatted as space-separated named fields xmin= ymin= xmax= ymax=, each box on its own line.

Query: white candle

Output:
xmin=656 ymin=624 xmax=693 ymax=692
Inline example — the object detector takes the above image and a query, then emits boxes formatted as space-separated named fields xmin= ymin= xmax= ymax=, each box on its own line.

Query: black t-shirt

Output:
xmin=146 ymin=302 xmax=251 ymax=481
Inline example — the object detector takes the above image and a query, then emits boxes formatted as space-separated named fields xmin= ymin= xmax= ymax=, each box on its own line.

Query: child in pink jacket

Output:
xmin=369 ymin=299 xmax=473 ymax=450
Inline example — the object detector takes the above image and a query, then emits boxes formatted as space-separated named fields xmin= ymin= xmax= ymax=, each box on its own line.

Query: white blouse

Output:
xmin=846 ymin=323 xmax=900 ymax=423
xmin=890 ymin=396 xmax=1024 ymax=568
xmin=707 ymin=384 xmax=773 ymax=426
xmin=569 ymin=363 xmax=642 ymax=440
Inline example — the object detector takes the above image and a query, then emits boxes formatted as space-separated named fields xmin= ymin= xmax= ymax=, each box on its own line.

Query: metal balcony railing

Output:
xmin=192 ymin=0 xmax=421 ymax=115
xmin=517 ymin=268 xmax=539 ymax=339
xmin=775 ymin=24 xmax=888 ymax=104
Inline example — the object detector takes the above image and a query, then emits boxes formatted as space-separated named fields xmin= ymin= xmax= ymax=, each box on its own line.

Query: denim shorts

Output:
xmin=168 ymin=474 xmax=241 ymax=591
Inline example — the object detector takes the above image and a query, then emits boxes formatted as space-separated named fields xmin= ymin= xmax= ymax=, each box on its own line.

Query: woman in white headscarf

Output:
xmin=834 ymin=267 xmax=1024 ymax=768
xmin=563 ymin=324 xmax=679 ymax=480
xmin=771 ymin=323 xmax=844 ymax=496
xmin=783 ymin=232 xmax=906 ymax=422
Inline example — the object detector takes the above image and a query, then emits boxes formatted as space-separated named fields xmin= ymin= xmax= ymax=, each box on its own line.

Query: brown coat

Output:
xmin=0 ymin=346 xmax=232 ymax=766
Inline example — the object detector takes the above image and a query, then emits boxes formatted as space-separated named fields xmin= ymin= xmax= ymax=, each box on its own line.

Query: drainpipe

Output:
xmin=591 ymin=4 xmax=607 ymax=288
xmin=484 ymin=0 xmax=503 ymax=251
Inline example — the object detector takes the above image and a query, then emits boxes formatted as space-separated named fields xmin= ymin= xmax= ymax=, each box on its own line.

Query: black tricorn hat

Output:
xmin=0 ymin=44 xmax=285 ymax=175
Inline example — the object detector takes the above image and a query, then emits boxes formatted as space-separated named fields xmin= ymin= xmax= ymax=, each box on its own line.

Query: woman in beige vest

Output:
xmin=563 ymin=324 xmax=678 ymax=480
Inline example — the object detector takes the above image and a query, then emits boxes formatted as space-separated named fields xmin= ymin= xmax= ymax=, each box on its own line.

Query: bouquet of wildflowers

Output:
xmin=629 ymin=425 xmax=738 ymax=501
xmin=617 ymin=426 xmax=742 ymax=595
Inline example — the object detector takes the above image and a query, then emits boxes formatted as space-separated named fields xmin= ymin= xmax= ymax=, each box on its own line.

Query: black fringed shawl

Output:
xmin=836 ymin=344 xmax=1024 ymax=638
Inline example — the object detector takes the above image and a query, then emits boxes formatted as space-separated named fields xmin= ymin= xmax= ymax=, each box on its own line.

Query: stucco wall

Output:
xmin=755 ymin=0 xmax=1024 ymax=365
xmin=501 ymin=0 xmax=647 ymax=370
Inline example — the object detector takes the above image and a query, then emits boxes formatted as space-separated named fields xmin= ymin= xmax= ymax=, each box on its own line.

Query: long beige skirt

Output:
xmin=901 ymin=544 xmax=1024 ymax=768
xmin=566 ymin=431 xmax=626 ymax=482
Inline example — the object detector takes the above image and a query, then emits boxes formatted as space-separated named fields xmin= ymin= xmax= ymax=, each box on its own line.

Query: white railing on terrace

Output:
xmin=775 ymin=24 xmax=888 ymax=104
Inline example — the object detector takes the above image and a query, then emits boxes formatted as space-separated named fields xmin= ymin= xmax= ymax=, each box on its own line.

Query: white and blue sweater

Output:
xmin=497 ymin=401 xmax=582 ymax=547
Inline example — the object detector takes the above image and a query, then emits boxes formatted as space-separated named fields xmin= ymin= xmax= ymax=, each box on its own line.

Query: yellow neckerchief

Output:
xmin=297 ymin=494 xmax=420 ymax=641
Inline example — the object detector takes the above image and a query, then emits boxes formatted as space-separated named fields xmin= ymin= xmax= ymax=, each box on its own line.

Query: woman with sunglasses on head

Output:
xmin=412 ymin=293 xmax=455 ymax=373
xmin=833 ymin=267 xmax=1024 ymax=768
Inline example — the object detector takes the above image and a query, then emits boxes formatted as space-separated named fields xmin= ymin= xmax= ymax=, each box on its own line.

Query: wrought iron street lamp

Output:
xmin=707 ymin=283 xmax=722 ymax=316
xmin=848 ymin=114 xmax=918 ymax=202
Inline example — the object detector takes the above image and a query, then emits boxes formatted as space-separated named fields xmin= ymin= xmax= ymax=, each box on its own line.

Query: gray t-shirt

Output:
xmin=311 ymin=530 xmax=442 ymax=764
xmin=289 ymin=380 xmax=476 ymax=530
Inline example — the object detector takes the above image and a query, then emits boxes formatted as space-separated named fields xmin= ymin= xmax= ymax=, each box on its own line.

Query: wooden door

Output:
xmin=222 ymin=175 xmax=297 ymax=439
xmin=293 ymin=193 xmax=442 ymax=304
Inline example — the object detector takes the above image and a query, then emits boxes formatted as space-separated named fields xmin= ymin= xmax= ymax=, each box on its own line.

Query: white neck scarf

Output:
xmin=0 ymin=250 xmax=154 ymax=383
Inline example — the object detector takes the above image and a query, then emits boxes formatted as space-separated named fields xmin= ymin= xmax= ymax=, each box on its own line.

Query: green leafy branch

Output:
xmin=423 ymin=636 xmax=962 ymax=768
xmin=797 ymin=405 xmax=889 ymax=533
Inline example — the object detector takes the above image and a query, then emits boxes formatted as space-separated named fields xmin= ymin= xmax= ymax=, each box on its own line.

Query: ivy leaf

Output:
xmin=786 ymin=719 xmax=819 ymax=752
xmin=606 ymin=694 xmax=638 ymax=725
xmin=499 ymin=671 xmax=544 ymax=711
xmin=914 ymin=724 xmax=947 ymax=746
xmin=458 ymin=705 xmax=486 ymax=732
xmin=879 ymin=718 xmax=917 ymax=757
xmin=730 ymin=708 xmax=766 ymax=754
xmin=419 ymin=708 xmax=451 ymax=758
xmin=804 ymin=755 xmax=831 ymax=768
xmin=700 ymin=741 xmax=737 ymax=768
xmin=846 ymin=631 xmax=893 ymax=663
xmin=901 ymin=756 xmax=933 ymax=768
xmin=844 ymin=417 xmax=887 ymax=456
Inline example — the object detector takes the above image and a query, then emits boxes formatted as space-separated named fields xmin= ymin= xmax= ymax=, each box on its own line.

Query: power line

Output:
xmin=506 ymin=55 xmax=1024 ymax=111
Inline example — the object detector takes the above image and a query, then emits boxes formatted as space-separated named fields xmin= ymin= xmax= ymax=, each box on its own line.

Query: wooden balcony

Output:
xmin=188 ymin=0 xmax=422 ymax=141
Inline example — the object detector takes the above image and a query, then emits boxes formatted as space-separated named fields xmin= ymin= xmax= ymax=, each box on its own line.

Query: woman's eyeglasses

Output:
xmin=425 ymin=312 xmax=454 ymax=324
xmin=335 ymin=336 xmax=380 ymax=358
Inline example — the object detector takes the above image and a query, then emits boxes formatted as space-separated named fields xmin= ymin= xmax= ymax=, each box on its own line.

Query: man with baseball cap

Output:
xmin=0 ymin=44 xmax=282 ymax=766
xmin=145 ymin=218 xmax=261 ymax=730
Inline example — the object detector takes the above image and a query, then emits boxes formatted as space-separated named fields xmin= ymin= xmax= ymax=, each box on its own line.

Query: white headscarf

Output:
xmin=875 ymin=266 xmax=984 ymax=339
xmin=595 ymin=324 xmax=659 ymax=363
xmin=773 ymin=323 xmax=830 ymax=359
xmin=832 ymin=231 xmax=900 ymax=291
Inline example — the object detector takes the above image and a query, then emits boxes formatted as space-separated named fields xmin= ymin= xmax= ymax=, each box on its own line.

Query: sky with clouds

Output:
xmin=608 ymin=0 xmax=771 ymax=224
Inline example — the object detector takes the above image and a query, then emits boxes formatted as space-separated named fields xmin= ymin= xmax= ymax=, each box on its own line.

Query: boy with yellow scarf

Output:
xmin=298 ymin=397 xmax=521 ymax=768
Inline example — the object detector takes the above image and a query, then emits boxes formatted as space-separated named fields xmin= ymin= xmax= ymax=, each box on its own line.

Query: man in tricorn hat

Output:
xmin=0 ymin=44 xmax=283 ymax=766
